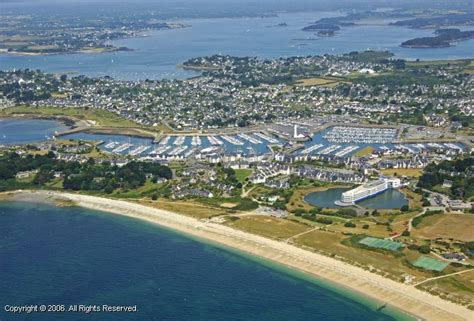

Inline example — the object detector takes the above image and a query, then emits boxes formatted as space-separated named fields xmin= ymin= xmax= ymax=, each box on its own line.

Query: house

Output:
xmin=442 ymin=179 xmax=453 ymax=188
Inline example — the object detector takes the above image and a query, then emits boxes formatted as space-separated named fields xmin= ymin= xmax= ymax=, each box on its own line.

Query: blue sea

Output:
xmin=0 ymin=201 xmax=414 ymax=321
xmin=1 ymin=11 xmax=473 ymax=80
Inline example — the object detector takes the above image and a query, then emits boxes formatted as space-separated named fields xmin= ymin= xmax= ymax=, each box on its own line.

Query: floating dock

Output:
xmin=112 ymin=143 xmax=133 ymax=154
xmin=237 ymin=133 xmax=262 ymax=144
xmin=191 ymin=136 xmax=201 ymax=146
xmin=104 ymin=141 xmax=120 ymax=149
xmin=318 ymin=144 xmax=342 ymax=155
xmin=334 ymin=145 xmax=359 ymax=157
xmin=254 ymin=132 xmax=279 ymax=144
xmin=207 ymin=136 xmax=224 ymax=145
xmin=221 ymin=135 xmax=244 ymax=146
xmin=159 ymin=136 xmax=171 ymax=145
xmin=300 ymin=144 xmax=324 ymax=155
xmin=129 ymin=145 xmax=151 ymax=156
xmin=173 ymin=136 xmax=186 ymax=146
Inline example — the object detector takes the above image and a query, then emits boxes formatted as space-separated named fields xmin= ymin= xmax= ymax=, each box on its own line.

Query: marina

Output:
xmin=323 ymin=127 xmax=397 ymax=144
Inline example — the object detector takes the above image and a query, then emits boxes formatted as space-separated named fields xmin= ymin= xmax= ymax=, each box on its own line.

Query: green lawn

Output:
xmin=235 ymin=169 xmax=252 ymax=183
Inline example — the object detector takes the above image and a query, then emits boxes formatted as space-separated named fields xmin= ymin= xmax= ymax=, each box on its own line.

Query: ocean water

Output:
xmin=1 ymin=11 xmax=473 ymax=80
xmin=0 ymin=201 xmax=414 ymax=321
xmin=0 ymin=119 xmax=68 ymax=145
xmin=304 ymin=188 xmax=408 ymax=209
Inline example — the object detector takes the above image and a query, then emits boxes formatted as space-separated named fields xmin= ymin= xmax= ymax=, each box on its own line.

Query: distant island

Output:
xmin=267 ymin=22 xmax=289 ymax=28
xmin=390 ymin=13 xmax=474 ymax=29
xmin=401 ymin=29 xmax=474 ymax=48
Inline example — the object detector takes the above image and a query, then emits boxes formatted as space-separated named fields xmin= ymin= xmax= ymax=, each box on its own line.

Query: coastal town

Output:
xmin=0 ymin=2 xmax=473 ymax=319
xmin=1 ymin=51 xmax=472 ymax=130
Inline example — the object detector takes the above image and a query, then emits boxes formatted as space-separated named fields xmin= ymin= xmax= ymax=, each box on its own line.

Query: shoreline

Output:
xmin=2 ymin=190 xmax=472 ymax=321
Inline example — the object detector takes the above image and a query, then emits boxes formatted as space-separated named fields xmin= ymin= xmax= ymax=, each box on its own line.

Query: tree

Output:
xmin=400 ymin=204 xmax=410 ymax=212
xmin=33 ymin=169 xmax=53 ymax=185
xmin=310 ymin=206 xmax=322 ymax=215
xmin=344 ymin=221 xmax=356 ymax=228
xmin=418 ymin=244 xmax=431 ymax=254
xmin=0 ymin=163 xmax=16 ymax=180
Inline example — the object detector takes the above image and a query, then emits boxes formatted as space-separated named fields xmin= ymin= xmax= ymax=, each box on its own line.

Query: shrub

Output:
xmin=362 ymin=224 xmax=369 ymax=229
xmin=418 ymin=244 xmax=431 ymax=254
xmin=309 ymin=206 xmax=322 ymax=215
xmin=315 ymin=217 xmax=333 ymax=225
xmin=335 ymin=208 xmax=358 ymax=217
xmin=344 ymin=221 xmax=356 ymax=228
xmin=293 ymin=208 xmax=307 ymax=216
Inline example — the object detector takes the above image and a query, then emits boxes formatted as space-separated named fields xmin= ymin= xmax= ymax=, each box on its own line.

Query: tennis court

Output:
xmin=358 ymin=237 xmax=405 ymax=251
xmin=412 ymin=256 xmax=449 ymax=272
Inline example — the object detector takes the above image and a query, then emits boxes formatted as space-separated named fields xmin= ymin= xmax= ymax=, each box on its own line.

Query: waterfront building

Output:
xmin=336 ymin=177 xmax=401 ymax=206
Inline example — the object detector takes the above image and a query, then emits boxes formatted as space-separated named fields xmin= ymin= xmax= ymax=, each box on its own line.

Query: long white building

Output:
xmin=335 ymin=177 xmax=401 ymax=206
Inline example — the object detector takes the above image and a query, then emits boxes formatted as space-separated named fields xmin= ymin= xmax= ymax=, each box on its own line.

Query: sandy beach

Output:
xmin=4 ymin=190 xmax=473 ymax=321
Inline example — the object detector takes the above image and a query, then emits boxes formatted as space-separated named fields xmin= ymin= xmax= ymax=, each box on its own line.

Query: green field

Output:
xmin=358 ymin=236 xmax=405 ymax=251
xmin=412 ymin=256 xmax=449 ymax=272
